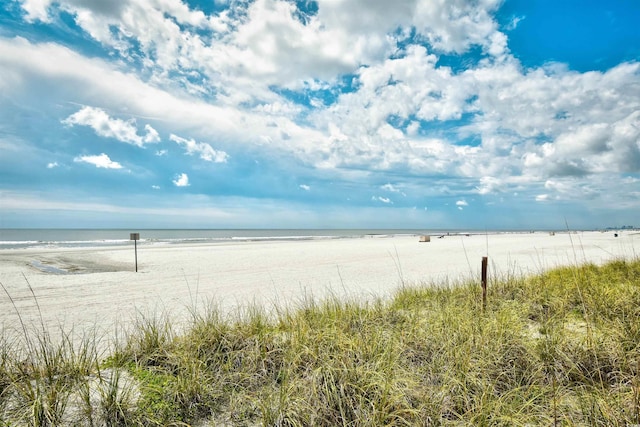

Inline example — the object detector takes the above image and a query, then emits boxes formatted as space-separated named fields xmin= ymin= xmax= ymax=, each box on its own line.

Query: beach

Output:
xmin=0 ymin=230 xmax=636 ymax=344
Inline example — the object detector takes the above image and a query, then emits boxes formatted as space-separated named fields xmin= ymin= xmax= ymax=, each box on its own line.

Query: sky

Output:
xmin=0 ymin=0 xmax=639 ymax=230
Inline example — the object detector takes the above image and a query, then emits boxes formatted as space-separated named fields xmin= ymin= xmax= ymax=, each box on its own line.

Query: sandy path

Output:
xmin=0 ymin=231 xmax=636 ymax=345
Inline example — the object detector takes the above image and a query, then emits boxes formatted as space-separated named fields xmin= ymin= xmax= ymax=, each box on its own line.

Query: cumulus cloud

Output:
xmin=20 ymin=0 xmax=53 ymax=22
xmin=46 ymin=162 xmax=58 ymax=168
xmin=412 ymin=0 xmax=503 ymax=54
xmin=0 ymin=36 xmax=314 ymax=154
xmin=170 ymin=134 xmax=229 ymax=163
xmin=63 ymin=106 xmax=160 ymax=147
xmin=173 ymin=172 xmax=189 ymax=187
xmin=475 ymin=177 xmax=495 ymax=195
xmin=299 ymin=184 xmax=310 ymax=191
xmin=14 ymin=0 xmax=507 ymax=101
xmin=4 ymin=0 xmax=640 ymax=223
xmin=74 ymin=153 xmax=122 ymax=169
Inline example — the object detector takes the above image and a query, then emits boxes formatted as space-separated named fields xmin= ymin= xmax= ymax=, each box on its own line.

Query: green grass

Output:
xmin=1 ymin=258 xmax=640 ymax=425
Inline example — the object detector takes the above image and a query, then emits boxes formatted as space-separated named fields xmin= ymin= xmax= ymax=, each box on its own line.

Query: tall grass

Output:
xmin=1 ymin=258 xmax=639 ymax=425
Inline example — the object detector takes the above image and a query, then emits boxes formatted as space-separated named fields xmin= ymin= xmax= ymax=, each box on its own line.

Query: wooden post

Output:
xmin=481 ymin=256 xmax=488 ymax=311
xmin=130 ymin=233 xmax=140 ymax=272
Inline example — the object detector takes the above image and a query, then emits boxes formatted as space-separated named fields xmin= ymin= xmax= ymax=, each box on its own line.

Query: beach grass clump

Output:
xmin=0 ymin=327 xmax=103 ymax=426
xmin=1 ymin=257 xmax=640 ymax=425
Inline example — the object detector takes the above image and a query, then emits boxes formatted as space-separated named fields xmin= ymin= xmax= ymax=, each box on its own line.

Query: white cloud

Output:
xmin=299 ymin=184 xmax=310 ymax=191
xmin=63 ymin=106 xmax=160 ymax=147
xmin=536 ymin=194 xmax=549 ymax=202
xmin=15 ymin=0 xmax=506 ymax=102
xmin=0 ymin=36 xmax=320 ymax=156
xmin=3 ymin=34 xmax=637 ymax=201
xmin=4 ymin=1 xmax=640 ymax=221
xmin=412 ymin=0 xmax=503 ymax=53
xmin=170 ymin=134 xmax=229 ymax=163
xmin=505 ymin=16 xmax=524 ymax=31
xmin=47 ymin=162 xmax=58 ymax=168
xmin=456 ymin=200 xmax=468 ymax=207
xmin=381 ymin=183 xmax=398 ymax=192
xmin=475 ymin=176 xmax=504 ymax=195
xmin=381 ymin=183 xmax=407 ymax=196
xmin=372 ymin=196 xmax=392 ymax=204
xmin=144 ymin=124 xmax=160 ymax=143
xmin=74 ymin=153 xmax=122 ymax=169
xmin=173 ymin=173 xmax=190 ymax=187
xmin=20 ymin=0 xmax=53 ymax=22
xmin=315 ymin=0 xmax=503 ymax=55
xmin=151 ymin=185 xmax=161 ymax=190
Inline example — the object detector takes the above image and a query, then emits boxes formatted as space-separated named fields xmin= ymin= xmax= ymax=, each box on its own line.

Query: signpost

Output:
xmin=130 ymin=233 xmax=140 ymax=272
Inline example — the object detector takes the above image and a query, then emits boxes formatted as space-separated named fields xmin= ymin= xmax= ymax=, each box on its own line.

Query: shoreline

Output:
xmin=1 ymin=231 xmax=636 ymax=346
xmin=3 ymin=228 xmax=630 ymax=251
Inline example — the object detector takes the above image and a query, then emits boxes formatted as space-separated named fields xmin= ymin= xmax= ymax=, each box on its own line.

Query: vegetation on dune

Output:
xmin=1 ymin=258 xmax=640 ymax=425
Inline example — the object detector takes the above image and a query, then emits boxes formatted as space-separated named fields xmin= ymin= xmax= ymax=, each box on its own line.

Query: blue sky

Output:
xmin=0 ymin=0 xmax=639 ymax=229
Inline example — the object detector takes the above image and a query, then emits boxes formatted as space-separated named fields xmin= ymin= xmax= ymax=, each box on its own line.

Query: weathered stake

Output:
xmin=481 ymin=256 xmax=488 ymax=311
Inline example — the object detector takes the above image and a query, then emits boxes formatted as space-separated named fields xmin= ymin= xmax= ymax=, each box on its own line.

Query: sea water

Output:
xmin=0 ymin=229 xmax=455 ymax=250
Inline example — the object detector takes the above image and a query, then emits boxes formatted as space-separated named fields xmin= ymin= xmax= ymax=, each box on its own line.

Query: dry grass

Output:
xmin=1 ymin=258 xmax=639 ymax=425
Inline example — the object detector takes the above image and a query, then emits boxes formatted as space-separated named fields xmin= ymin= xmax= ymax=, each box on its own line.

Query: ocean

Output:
xmin=0 ymin=228 xmax=452 ymax=250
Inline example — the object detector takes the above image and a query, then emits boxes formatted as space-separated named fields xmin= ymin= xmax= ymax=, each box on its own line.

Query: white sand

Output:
xmin=0 ymin=231 xmax=637 ymax=345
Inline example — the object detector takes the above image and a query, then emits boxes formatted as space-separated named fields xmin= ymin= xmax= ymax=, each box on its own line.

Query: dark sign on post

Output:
xmin=130 ymin=233 xmax=140 ymax=272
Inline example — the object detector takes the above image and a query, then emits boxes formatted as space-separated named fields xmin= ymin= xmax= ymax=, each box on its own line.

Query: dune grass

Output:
xmin=1 ymin=258 xmax=639 ymax=426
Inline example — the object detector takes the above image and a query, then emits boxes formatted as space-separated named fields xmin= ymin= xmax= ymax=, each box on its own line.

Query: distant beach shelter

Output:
xmin=419 ymin=235 xmax=431 ymax=242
